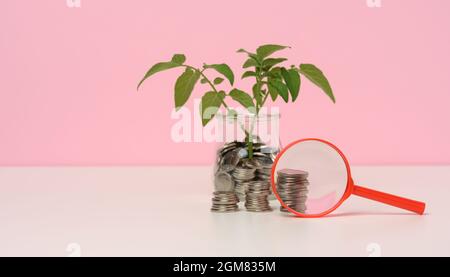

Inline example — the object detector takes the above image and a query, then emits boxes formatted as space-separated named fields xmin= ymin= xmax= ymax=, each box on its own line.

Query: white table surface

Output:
xmin=0 ymin=166 xmax=448 ymax=257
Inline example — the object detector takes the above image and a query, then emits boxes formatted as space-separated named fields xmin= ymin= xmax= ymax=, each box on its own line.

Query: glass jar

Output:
xmin=213 ymin=111 xmax=281 ymax=203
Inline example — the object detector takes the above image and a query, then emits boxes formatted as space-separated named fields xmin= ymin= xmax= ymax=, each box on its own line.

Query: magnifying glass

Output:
xmin=270 ymin=138 xmax=426 ymax=217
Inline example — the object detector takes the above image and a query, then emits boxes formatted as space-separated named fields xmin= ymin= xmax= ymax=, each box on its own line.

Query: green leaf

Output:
xmin=171 ymin=54 xmax=186 ymax=65
xmin=262 ymin=58 xmax=287 ymax=69
xmin=270 ymin=79 xmax=289 ymax=103
xmin=200 ymin=78 xmax=208 ymax=84
xmin=299 ymin=64 xmax=335 ymax=103
xmin=137 ymin=54 xmax=187 ymax=90
xmin=237 ymin=48 xmax=260 ymax=62
xmin=137 ymin=63 xmax=178 ymax=90
xmin=241 ymin=71 xmax=257 ymax=79
xmin=174 ymin=68 xmax=201 ymax=110
xmin=200 ymin=91 xmax=225 ymax=126
xmin=281 ymin=68 xmax=301 ymax=102
xmin=213 ymin=77 xmax=224 ymax=85
xmin=243 ymin=58 xmax=258 ymax=68
xmin=237 ymin=48 xmax=249 ymax=54
xmin=268 ymin=67 xmax=282 ymax=78
xmin=204 ymin=64 xmax=235 ymax=85
xmin=256 ymin=44 xmax=290 ymax=59
xmin=229 ymin=89 xmax=255 ymax=110
xmin=252 ymin=83 xmax=262 ymax=106
xmin=267 ymin=81 xmax=278 ymax=101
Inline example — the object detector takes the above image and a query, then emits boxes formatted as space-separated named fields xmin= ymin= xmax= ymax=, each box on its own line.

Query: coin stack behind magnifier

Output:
xmin=276 ymin=169 xmax=309 ymax=213
xmin=211 ymin=171 xmax=239 ymax=212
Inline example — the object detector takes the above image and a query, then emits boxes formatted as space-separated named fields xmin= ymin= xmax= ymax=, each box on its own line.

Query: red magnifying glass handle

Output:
xmin=352 ymin=185 xmax=426 ymax=215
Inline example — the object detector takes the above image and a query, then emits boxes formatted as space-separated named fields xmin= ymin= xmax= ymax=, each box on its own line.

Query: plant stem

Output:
xmin=184 ymin=64 xmax=252 ymax=147
xmin=260 ymin=87 xmax=270 ymax=107
xmin=184 ymin=65 xmax=230 ymax=112
xmin=246 ymin=66 xmax=267 ymax=159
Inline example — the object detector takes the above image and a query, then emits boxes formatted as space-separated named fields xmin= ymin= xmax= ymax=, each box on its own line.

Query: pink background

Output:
xmin=0 ymin=0 xmax=449 ymax=166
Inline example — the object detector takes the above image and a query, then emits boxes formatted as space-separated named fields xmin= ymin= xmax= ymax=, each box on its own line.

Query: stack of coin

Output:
xmin=211 ymin=192 xmax=240 ymax=212
xmin=234 ymin=181 xmax=249 ymax=200
xmin=232 ymin=166 xmax=256 ymax=181
xmin=276 ymin=169 xmax=309 ymax=213
xmin=255 ymin=157 xmax=272 ymax=180
xmin=211 ymin=170 xmax=239 ymax=212
xmin=213 ymin=140 xmax=279 ymax=209
xmin=231 ymin=158 xmax=258 ymax=201
xmin=245 ymin=180 xmax=272 ymax=212
xmin=253 ymin=154 xmax=275 ymax=200
xmin=256 ymin=167 xmax=271 ymax=180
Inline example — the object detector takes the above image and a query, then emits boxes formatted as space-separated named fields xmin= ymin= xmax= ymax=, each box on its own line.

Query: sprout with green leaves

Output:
xmin=138 ymin=44 xmax=335 ymax=158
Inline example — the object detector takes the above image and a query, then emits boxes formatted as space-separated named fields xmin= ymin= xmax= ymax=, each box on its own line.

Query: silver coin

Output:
xmin=211 ymin=189 xmax=240 ymax=213
xmin=246 ymin=207 xmax=272 ymax=212
xmin=276 ymin=168 xmax=310 ymax=214
xmin=213 ymin=191 xmax=236 ymax=195
xmin=212 ymin=204 xmax=238 ymax=208
xmin=211 ymin=208 xmax=239 ymax=213
xmin=237 ymin=148 xmax=248 ymax=159
xmin=212 ymin=195 xmax=239 ymax=200
xmin=214 ymin=171 xmax=235 ymax=192
xmin=211 ymin=202 xmax=239 ymax=206
xmin=242 ymin=158 xmax=262 ymax=169
xmin=277 ymin=168 xmax=309 ymax=178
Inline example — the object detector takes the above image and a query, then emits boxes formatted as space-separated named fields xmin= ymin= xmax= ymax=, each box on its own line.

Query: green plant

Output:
xmin=137 ymin=44 xmax=335 ymax=158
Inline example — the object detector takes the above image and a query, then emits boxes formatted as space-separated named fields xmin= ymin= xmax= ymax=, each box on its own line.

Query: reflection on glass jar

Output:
xmin=213 ymin=111 xmax=281 ymax=212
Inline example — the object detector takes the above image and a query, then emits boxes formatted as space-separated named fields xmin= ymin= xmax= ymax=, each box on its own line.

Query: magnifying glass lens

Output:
xmin=273 ymin=140 xmax=348 ymax=216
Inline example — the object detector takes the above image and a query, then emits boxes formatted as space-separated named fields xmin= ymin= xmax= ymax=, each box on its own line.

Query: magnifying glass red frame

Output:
xmin=270 ymin=138 xmax=426 ymax=218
